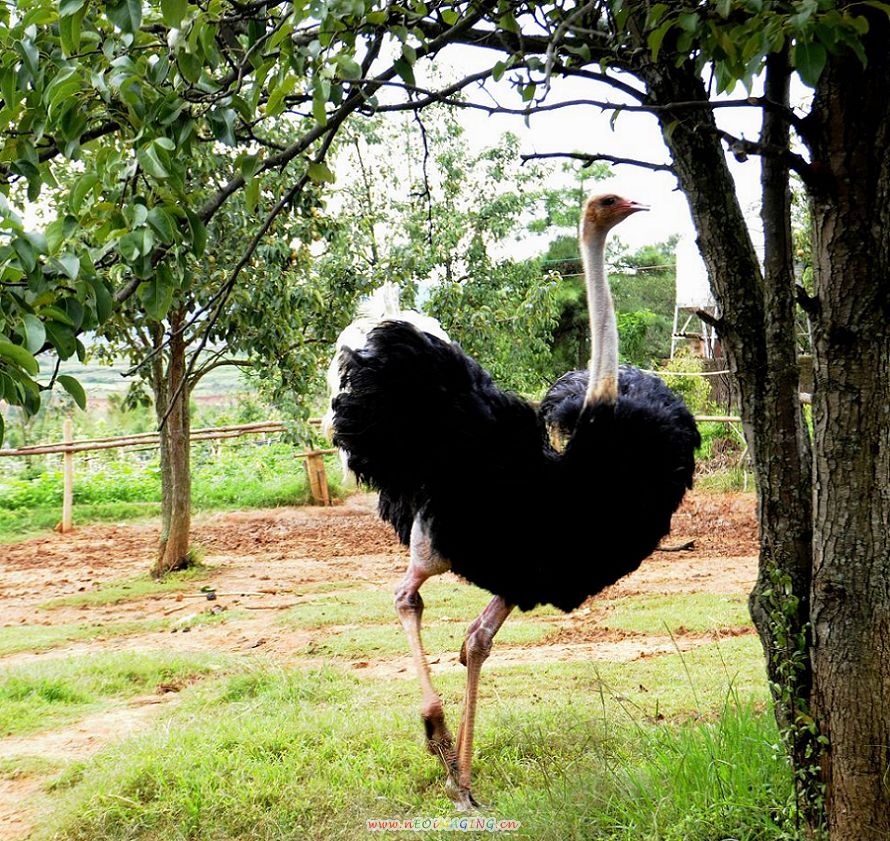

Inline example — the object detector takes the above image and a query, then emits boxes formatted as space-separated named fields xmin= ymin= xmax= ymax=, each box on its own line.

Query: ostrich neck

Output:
xmin=582 ymin=230 xmax=619 ymax=406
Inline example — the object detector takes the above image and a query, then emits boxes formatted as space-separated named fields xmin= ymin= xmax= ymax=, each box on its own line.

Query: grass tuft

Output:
xmin=0 ymin=651 xmax=230 ymax=737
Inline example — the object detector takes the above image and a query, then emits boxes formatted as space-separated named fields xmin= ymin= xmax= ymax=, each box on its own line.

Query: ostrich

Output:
xmin=329 ymin=194 xmax=700 ymax=810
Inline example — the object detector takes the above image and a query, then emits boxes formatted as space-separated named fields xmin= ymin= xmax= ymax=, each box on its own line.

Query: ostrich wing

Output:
xmin=331 ymin=320 xmax=549 ymax=545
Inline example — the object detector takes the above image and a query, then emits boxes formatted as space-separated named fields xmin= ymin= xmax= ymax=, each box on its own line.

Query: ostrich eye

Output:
xmin=601 ymin=197 xmax=616 ymax=207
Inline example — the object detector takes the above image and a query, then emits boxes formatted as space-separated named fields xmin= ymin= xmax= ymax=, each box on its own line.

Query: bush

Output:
xmin=660 ymin=353 xmax=712 ymax=415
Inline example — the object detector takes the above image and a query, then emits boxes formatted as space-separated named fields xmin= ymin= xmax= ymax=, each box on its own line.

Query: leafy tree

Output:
xmin=327 ymin=110 xmax=561 ymax=393
xmin=92 ymin=149 xmax=355 ymax=574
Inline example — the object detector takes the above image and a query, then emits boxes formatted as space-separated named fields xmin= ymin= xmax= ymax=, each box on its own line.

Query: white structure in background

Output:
xmin=673 ymin=236 xmax=718 ymax=358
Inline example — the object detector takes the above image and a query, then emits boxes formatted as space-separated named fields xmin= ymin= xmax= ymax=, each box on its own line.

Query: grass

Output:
xmin=0 ymin=501 xmax=163 ymax=544
xmin=0 ymin=754 xmax=62 ymax=780
xmin=593 ymin=592 xmax=752 ymax=634
xmin=0 ymin=607 xmax=236 ymax=658
xmin=0 ymin=446 xmax=347 ymax=543
xmin=306 ymin=619 xmax=552 ymax=659
xmin=0 ymin=651 xmax=230 ymax=737
xmin=281 ymin=580 xmax=560 ymax=629
xmin=40 ymin=566 xmax=216 ymax=609
xmin=34 ymin=640 xmax=790 ymax=841
xmin=0 ymin=620 xmax=168 ymax=658
xmin=696 ymin=466 xmax=754 ymax=492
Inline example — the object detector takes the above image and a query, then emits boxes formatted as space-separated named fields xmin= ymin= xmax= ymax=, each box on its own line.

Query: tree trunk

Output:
xmin=619 ymin=10 xmax=818 ymax=826
xmin=807 ymin=11 xmax=890 ymax=837
xmin=150 ymin=310 xmax=193 ymax=578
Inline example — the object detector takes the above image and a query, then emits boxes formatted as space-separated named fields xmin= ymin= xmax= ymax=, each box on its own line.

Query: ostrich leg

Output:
xmin=451 ymin=596 xmax=514 ymax=811
xmin=394 ymin=519 xmax=455 ymax=779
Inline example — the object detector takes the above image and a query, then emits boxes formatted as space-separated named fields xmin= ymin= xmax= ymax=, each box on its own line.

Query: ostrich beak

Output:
xmin=625 ymin=200 xmax=649 ymax=213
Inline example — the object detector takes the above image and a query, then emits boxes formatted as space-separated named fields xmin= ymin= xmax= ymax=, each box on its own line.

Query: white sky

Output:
xmin=440 ymin=49 xmax=769 ymax=253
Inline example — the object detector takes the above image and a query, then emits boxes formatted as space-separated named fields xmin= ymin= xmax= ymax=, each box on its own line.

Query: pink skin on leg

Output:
xmin=451 ymin=596 xmax=514 ymax=811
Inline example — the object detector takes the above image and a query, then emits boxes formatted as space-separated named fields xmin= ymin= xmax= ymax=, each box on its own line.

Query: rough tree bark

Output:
xmin=627 ymin=36 xmax=817 ymax=803
xmin=150 ymin=309 xmax=193 ymax=578
xmin=806 ymin=10 xmax=890 ymax=838
xmin=632 ymin=13 xmax=890 ymax=835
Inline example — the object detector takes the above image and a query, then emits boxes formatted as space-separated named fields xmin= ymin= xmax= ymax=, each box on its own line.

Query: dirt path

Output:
xmin=0 ymin=490 xmax=758 ymax=839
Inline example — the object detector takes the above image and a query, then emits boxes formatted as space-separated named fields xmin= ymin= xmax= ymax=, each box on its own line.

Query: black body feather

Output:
xmin=332 ymin=321 xmax=700 ymax=613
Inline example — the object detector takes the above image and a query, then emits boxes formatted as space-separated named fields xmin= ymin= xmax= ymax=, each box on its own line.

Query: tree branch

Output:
xmin=520 ymin=150 xmax=673 ymax=173
xmin=716 ymin=129 xmax=816 ymax=188
xmin=0 ymin=120 xmax=121 ymax=180
xmin=189 ymin=357 xmax=253 ymax=387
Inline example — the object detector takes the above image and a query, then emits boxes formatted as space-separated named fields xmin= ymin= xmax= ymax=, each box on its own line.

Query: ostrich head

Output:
xmin=580 ymin=193 xmax=648 ymax=241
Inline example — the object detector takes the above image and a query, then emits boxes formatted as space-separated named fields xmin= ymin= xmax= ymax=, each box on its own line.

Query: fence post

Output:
xmin=304 ymin=451 xmax=331 ymax=506
xmin=60 ymin=416 xmax=74 ymax=533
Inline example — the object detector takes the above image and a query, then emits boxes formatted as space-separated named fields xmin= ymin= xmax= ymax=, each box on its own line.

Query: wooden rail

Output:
xmin=1 ymin=420 xmax=335 ymax=532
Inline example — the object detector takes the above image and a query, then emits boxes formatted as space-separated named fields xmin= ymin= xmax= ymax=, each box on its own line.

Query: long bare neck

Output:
xmin=582 ymin=229 xmax=618 ymax=406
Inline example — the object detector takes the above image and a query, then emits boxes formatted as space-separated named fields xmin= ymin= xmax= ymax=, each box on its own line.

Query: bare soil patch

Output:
xmin=0 ymin=489 xmax=758 ymax=838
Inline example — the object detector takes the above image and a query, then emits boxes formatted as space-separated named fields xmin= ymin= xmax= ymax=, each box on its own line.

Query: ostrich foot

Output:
xmin=423 ymin=708 xmax=459 ymax=775
xmin=445 ymin=776 xmax=486 ymax=812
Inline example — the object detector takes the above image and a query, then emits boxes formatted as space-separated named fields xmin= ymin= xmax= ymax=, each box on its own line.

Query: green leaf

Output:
xmin=161 ymin=0 xmax=188 ymax=27
xmin=57 ymin=374 xmax=87 ymax=410
xmin=59 ymin=6 xmax=85 ymax=55
xmin=394 ymin=57 xmax=416 ymax=87
xmin=137 ymin=143 xmax=171 ymax=179
xmin=41 ymin=305 xmax=76 ymax=326
xmin=0 ymin=341 xmax=40 ymax=375
xmin=12 ymin=236 xmax=37 ymax=273
xmin=312 ymin=91 xmax=327 ymax=126
xmin=862 ymin=0 xmax=890 ymax=18
xmin=648 ymin=20 xmax=674 ymax=62
xmin=207 ymin=107 xmax=236 ymax=145
xmin=238 ymin=152 xmax=262 ymax=180
xmin=139 ymin=268 xmax=174 ymax=321
xmin=70 ymin=172 xmax=99 ymax=212
xmin=53 ymin=252 xmax=80 ymax=280
xmin=21 ymin=314 xmax=46 ymax=353
xmin=106 ymin=0 xmax=142 ymax=33
xmin=185 ymin=210 xmax=207 ymax=257
xmin=147 ymin=206 xmax=177 ymax=243
xmin=87 ymin=276 xmax=113 ymax=323
xmin=793 ymin=40 xmax=827 ymax=87
xmin=178 ymin=51 xmax=203 ymax=84
xmin=307 ymin=161 xmax=336 ymax=184
xmin=336 ymin=54 xmax=362 ymax=80
xmin=59 ymin=0 xmax=87 ymax=15
xmin=440 ymin=8 xmax=459 ymax=25
xmin=245 ymin=177 xmax=260 ymax=213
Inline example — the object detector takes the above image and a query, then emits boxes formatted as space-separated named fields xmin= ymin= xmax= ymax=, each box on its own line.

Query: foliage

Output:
xmin=326 ymin=111 xmax=562 ymax=394
xmin=546 ymin=236 xmax=678 ymax=378
xmin=635 ymin=1 xmax=878 ymax=93
xmin=0 ymin=0 xmax=501 ymax=442
xmin=660 ymin=353 xmax=713 ymax=415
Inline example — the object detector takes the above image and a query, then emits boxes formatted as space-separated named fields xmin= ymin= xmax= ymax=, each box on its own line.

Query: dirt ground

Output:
xmin=0 ymin=490 xmax=758 ymax=838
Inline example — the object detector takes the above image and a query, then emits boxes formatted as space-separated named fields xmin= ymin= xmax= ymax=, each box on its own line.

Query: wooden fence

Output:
xmin=1 ymin=411 xmax=750 ymax=534
xmin=0 ymin=419 xmax=333 ymax=532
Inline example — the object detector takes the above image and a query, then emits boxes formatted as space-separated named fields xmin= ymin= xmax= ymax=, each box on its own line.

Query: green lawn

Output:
xmin=27 ymin=641 xmax=788 ymax=841
xmin=0 ymin=592 xmax=795 ymax=841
